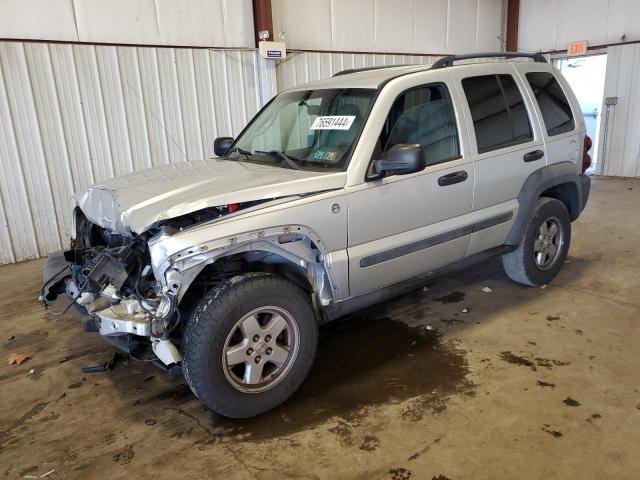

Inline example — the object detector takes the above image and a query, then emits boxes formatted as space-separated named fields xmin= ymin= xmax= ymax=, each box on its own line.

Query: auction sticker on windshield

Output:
xmin=310 ymin=116 xmax=355 ymax=130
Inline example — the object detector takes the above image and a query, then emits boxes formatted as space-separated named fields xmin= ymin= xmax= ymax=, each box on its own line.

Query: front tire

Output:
xmin=502 ymin=197 xmax=571 ymax=286
xmin=182 ymin=273 xmax=318 ymax=418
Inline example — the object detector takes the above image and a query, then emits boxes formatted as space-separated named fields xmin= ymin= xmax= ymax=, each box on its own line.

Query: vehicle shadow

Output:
xmin=101 ymin=254 xmax=589 ymax=441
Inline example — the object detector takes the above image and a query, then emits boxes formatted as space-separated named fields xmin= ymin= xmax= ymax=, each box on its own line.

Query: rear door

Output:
xmin=449 ymin=63 xmax=546 ymax=256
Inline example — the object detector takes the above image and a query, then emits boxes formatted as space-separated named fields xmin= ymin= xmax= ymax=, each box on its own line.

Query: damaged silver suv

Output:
xmin=42 ymin=53 xmax=591 ymax=418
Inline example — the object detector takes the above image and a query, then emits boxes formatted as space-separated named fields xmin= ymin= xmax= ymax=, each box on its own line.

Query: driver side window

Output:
xmin=377 ymin=83 xmax=460 ymax=166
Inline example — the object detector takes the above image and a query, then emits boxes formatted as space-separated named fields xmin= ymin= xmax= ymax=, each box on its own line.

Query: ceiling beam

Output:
xmin=252 ymin=0 xmax=273 ymax=47
xmin=506 ymin=0 xmax=520 ymax=52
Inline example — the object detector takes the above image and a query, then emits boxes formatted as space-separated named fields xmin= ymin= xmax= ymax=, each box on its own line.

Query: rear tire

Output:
xmin=502 ymin=197 xmax=571 ymax=286
xmin=182 ymin=273 xmax=318 ymax=418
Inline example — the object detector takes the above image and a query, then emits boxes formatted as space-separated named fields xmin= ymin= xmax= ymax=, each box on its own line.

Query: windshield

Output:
xmin=228 ymin=88 xmax=376 ymax=171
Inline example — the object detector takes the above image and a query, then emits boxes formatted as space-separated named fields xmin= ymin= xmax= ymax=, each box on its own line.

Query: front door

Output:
xmin=347 ymin=81 xmax=474 ymax=297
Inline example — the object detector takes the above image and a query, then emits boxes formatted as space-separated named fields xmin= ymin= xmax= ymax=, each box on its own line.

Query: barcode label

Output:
xmin=310 ymin=115 xmax=356 ymax=130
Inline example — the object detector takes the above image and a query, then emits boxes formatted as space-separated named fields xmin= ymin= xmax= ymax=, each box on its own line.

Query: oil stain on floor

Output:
xmin=433 ymin=291 xmax=466 ymax=304
xmin=135 ymin=315 xmax=474 ymax=441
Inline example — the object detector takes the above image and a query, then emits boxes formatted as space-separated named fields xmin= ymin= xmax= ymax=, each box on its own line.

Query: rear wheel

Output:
xmin=502 ymin=197 xmax=571 ymax=286
xmin=182 ymin=273 xmax=318 ymax=418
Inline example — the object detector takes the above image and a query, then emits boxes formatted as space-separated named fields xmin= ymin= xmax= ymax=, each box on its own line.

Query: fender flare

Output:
xmin=157 ymin=226 xmax=339 ymax=308
xmin=506 ymin=162 xmax=584 ymax=245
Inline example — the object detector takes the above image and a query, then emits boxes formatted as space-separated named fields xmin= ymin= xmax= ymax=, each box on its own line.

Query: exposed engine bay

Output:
xmin=42 ymin=203 xmax=255 ymax=368
xmin=40 ymin=167 xmax=340 ymax=376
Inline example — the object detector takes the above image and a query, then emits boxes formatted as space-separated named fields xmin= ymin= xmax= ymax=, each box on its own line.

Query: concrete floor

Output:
xmin=1 ymin=177 xmax=639 ymax=480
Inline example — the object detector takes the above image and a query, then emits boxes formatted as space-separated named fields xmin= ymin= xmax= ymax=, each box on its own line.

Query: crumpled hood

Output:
xmin=75 ymin=158 xmax=347 ymax=234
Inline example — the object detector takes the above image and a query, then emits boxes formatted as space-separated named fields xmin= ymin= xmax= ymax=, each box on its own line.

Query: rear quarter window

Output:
xmin=526 ymin=72 xmax=575 ymax=136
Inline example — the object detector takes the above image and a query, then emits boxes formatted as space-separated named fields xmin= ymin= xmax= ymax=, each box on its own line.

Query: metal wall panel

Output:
xmin=597 ymin=44 xmax=640 ymax=177
xmin=0 ymin=41 xmax=274 ymax=265
xmin=519 ymin=0 xmax=640 ymax=52
xmin=275 ymin=51 xmax=443 ymax=90
xmin=0 ymin=0 xmax=255 ymax=48
xmin=272 ymin=0 xmax=504 ymax=54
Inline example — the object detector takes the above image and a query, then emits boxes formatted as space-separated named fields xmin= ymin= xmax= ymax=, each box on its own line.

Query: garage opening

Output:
xmin=554 ymin=54 xmax=607 ymax=174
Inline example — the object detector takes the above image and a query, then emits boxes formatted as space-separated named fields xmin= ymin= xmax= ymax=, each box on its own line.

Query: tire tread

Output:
xmin=502 ymin=197 xmax=571 ymax=287
xmin=182 ymin=273 xmax=317 ymax=418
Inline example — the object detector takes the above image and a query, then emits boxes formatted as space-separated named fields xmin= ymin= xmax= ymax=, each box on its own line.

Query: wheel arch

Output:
xmin=539 ymin=182 xmax=580 ymax=220
xmin=173 ymin=234 xmax=337 ymax=317
xmin=506 ymin=162 xmax=584 ymax=246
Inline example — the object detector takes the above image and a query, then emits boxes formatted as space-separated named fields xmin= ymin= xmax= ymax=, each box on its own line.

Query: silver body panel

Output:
xmin=75 ymin=158 xmax=348 ymax=235
xmin=148 ymin=189 xmax=350 ymax=302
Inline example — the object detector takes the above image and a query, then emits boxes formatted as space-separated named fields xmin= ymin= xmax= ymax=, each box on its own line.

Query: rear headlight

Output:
xmin=582 ymin=135 xmax=592 ymax=173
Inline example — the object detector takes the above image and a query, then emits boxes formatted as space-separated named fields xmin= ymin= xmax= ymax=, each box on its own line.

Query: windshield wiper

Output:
xmin=227 ymin=147 xmax=253 ymax=159
xmin=255 ymin=150 xmax=301 ymax=170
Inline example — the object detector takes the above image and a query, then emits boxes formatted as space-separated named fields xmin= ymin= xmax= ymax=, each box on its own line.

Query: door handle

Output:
xmin=523 ymin=150 xmax=544 ymax=162
xmin=438 ymin=171 xmax=468 ymax=186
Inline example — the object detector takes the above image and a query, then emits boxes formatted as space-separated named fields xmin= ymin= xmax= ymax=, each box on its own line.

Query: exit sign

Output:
xmin=567 ymin=40 xmax=588 ymax=56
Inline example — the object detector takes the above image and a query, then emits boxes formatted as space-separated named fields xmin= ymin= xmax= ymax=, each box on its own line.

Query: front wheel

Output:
xmin=182 ymin=273 xmax=318 ymax=418
xmin=502 ymin=197 xmax=571 ymax=286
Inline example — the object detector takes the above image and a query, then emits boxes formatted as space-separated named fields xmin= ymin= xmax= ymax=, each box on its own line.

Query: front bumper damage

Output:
xmin=95 ymin=300 xmax=152 ymax=337
xmin=42 ymin=251 xmax=182 ymax=367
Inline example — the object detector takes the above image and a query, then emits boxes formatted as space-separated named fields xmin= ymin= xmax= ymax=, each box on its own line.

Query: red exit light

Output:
xmin=567 ymin=40 xmax=588 ymax=56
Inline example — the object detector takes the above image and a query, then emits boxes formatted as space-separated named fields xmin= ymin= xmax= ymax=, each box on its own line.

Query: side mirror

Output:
xmin=214 ymin=137 xmax=234 ymax=157
xmin=373 ymin=144 xmax=426 ymax=178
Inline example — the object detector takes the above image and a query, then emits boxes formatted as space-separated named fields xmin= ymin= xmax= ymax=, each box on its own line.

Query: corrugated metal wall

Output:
xmin=519 ymin=0 xmax=640 ymax=52
xmin=272 ymin=0 xmax=505 ymax=54
xmin=276 ymin=51 xmax=442 ymax=90
xmin=0 ymin=0 xmax=255 ymax=48
xmin=597 ymin=44 xmax=640 ymax=177
xmin=0 ymin=41 xmax=276 ymax=265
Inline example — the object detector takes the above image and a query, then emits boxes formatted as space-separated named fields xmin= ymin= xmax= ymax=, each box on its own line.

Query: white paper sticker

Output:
xmin=310 ymin=115 xmax=355 ymax=130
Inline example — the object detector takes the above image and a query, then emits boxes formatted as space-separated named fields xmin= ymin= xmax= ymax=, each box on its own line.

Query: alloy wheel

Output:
xmin=533 ymin=216 xmax=564 ymax=270
xmin=222 ymin=306 xmax=299 ymax=393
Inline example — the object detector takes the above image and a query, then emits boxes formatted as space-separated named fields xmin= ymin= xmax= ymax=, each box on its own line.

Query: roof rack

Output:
xmin=332 ymin=64 xmax=411 ymax=77
xmin=430 ymin=52 xmax=547 ymax=69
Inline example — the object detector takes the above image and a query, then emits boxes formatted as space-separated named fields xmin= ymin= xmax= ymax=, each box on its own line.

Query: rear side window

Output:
xmin=462 ymin=74 xmax=533 ymax=153
xmin=526 ymin=72 xmax=575 ymax=136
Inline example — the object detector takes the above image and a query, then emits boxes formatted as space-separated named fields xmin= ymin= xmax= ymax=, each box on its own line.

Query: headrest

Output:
xmin=337 ymin=104 xmax=362 ymax=119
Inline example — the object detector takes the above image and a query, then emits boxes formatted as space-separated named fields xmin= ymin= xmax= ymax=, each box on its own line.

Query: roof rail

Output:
xmin=430 ymin=52 xmax=547 ymax=69
xmin=332 ymin=64 xmax=410 ymax=77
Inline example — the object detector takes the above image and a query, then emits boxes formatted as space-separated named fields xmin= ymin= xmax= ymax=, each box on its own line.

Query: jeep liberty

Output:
xmin=42 ymin=52 xmax=591 ymax=418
